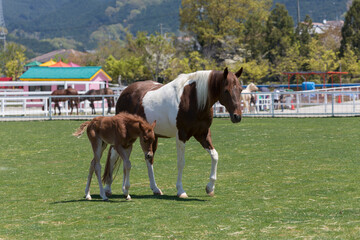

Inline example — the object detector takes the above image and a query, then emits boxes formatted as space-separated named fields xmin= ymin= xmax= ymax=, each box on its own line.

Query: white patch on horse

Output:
xmin=143 ymin=71 xmax=211 ymax=138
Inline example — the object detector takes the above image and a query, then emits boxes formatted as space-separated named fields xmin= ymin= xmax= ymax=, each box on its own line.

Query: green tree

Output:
xmin=340 ymin=44 xmax=360 ymax=78
xmin=0 ymin=42 xmax=27 ymax=78
xmin=295 ymin=15 xmax=314 ymax=57
xmin=340 ymin=0 xmax=360 ymax=59
xmin=264 ymin=3 xmax=294 ymax=67
xmin=180 ymin=0 xmax=271 ymax=60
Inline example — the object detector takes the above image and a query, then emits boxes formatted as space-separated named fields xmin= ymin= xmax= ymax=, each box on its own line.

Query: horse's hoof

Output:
xmin=105 ymin=191 xmax=112 ymax=197
xmin=206 ymin=186 xmax=215 ymax=197
xmin=153 ymin=189 xmax=163 ymax=196
xmin=124 ymin=195 xmax=131 ymax=200
xmin=177 ymin=192 xmax=188 ymax=198
xmin=103 ymin=198 xmax=109 ymax=201
xmin=85 ymin=196 xmax=92 ymax=200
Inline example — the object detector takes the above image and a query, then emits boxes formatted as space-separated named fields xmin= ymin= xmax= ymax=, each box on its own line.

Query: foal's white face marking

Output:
xmin=142 ymin=71 xmax=211 ymax=138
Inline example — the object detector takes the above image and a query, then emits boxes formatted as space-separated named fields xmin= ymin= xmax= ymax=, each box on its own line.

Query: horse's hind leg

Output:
xmin=86 ymin=138 xmax=108 ymax=200
xmin=114 ymin=145 xmax=132 ymax=200
xmin=103 ymin=146 xmax=122 ymax=197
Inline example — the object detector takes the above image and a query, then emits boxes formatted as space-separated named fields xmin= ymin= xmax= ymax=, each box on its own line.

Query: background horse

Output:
xmin=45 ymin=86 xmax=79 ymax=115
xmin=81 ymin=88 xmax=114 ymax=114
xmin=73 ymin=113 xmax=156 ymax=201
xmin=241 ymin=83 xmax=258 ymax=113
xmin=102 ymin=67 xmax=243 ymax=198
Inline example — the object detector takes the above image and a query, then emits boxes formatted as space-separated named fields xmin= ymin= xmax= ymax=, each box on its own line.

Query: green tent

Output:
xmin=24 ymin=61 xmax=42 ymax=67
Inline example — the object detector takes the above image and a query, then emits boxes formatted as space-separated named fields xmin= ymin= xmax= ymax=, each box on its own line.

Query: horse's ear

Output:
xmin=151 ymin=120 xmax=156 ymax=129
xmin=223 ymin=67 xmax=228 ymax=79
xmin=235 ymin=67 xmax=243 ymax=78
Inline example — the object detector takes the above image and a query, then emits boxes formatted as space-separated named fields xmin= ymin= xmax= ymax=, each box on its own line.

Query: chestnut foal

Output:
xmin=73 ymin=113 xmax=156 ymax=201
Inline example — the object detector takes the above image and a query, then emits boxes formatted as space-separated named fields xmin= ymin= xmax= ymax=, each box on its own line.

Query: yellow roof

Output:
xmin=40 ymin=59 xmax=56 ymax=66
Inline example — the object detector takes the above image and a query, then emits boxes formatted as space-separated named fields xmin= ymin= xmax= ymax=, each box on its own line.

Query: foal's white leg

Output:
xmin=176 ymin=133 xmax=187 ymax=198
xmin=205 ymin=148 xmax=219 ymax=197
xmin=146 ymin=160 xmax=163 ymax=195
xmin=85 ymin=160 xmax=95 ymax=200
xmin=114 ymin=145 xmax=132 ymax=200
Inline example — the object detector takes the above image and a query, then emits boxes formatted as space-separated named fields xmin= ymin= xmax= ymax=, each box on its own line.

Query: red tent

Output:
xmin=49 ymin=60 xmax=71 ymax=67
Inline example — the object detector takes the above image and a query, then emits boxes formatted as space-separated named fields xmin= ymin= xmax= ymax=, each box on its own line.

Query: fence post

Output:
xmin=49 ymin=96 xmax=52 ymax=120
xmin=102 ymin=96 xmax=105 ymax=116
xmin=271 ymin=93 xmax=275 ymax=117
xmin=1 ymin=98 xmax=4 ymax=117
xmin=331 ymin=93 xmax=335 ymax=117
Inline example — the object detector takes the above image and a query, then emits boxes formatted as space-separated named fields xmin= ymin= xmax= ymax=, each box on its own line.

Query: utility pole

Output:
xmin=297 ymin=0 xmax=301 ymax=25
xmin=0 ymin=0 xmax=6 ymax=50
xmin=159 ymin=23 xmax=163 ymax=37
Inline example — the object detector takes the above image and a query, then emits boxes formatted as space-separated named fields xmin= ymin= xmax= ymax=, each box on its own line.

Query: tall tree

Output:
xmin=295 ymin=15 xmax=314 ymax=57
xmin=340 ymin=0 xmax=360 ymax=59
xmin=264 ymin=3 xmax=294 ymax=68
xmin=0 ymin=42 xmax=27 ymax=78
xmin=180 ymin=0 xmax=271 ymax=61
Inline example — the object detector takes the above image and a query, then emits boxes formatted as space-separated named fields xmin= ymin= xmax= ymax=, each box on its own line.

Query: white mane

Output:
xmin=173 ymin=70 xmax=211 ymax=110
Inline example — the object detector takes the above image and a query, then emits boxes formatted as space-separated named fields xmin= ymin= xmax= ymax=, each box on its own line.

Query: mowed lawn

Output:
xmin=0 ymin=117 xmax=359 ymax=239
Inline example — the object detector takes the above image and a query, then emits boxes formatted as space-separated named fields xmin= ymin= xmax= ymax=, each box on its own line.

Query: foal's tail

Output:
xmin=72 ymin=121 xmax=91 ymax=138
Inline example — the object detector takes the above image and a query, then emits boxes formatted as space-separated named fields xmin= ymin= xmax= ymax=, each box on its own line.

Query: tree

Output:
xmin=295 ymin=15 xmax=314 ymax=57
xmin=340 ymin=44 xmax=360 ymax=78
xmin=340 ymin=0 xmax=360 ymax=59
xmin=264 ymin=3 xmax=294 ymax=67
xmin=0 ymin=42 xmax=27 ymax=79
xmin=180 ymin=0 xmax=271 ymax=61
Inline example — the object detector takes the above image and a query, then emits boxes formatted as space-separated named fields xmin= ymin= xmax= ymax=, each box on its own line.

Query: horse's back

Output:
xmin=116 ymin=81 xmax=162 ymax=117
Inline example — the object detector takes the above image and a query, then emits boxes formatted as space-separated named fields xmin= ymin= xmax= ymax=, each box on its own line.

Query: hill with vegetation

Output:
xmin=2 ymin=0 xmax=349 ymax=56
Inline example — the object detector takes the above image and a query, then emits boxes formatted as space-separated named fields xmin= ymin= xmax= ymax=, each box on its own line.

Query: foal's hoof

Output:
xmin=124 ymin=195 xmax=131 ymax=201
xmin=103 ymin=198 xmax=109 ymax=201
xmin=85 ymin=195 xmax=92 ymax=200
xmin=205 ymin=186 xmax=215 ymax=197
xmin=177 ymin=192 xmax=188 ymax=198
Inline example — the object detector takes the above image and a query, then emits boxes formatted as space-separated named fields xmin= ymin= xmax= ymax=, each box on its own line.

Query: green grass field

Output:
xmin=0 ymin=118 xmax=359 ymax=239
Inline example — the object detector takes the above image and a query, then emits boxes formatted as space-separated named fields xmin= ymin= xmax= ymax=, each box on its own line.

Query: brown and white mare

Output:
xmin=73 ymin=113 xmax=156 ymax=201
xmin=102 ymin=67 xmax=243 ymax=198
xmin=46 ymin=86 xmax=79 ymax=115
xmin=81 ymin=88 xmax=115 ymax=114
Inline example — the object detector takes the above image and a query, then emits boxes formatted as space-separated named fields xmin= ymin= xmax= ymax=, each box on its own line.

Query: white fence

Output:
xmin=0 ymin=91 xmax=359 ymax=121
xmin=214 ymin=91 xmax=360 ymax=118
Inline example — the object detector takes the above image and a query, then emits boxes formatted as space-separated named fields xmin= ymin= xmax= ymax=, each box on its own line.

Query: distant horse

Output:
xmin=241 ymin=83 xmax=258 ymax=113
xmin=81 ymin=88 xmax=115 ymax=114
xmin=102 ymin=67 xmax=243 ymax=198
xmin=45 ymin=86 xmax=79 ymax=115
xmin=73 ymin=112 xmax=156 ymax=201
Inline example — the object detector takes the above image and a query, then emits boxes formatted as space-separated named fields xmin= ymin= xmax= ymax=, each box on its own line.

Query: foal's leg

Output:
xmin=195 ymin=129 xmax=218 ymax=197
xmin=86 ymin=139 xmax=108 ymax=200
xmin=103 ymin=146 xmax=121 ymax=196
xmin=176 ymin=132 xmax=188 ymax=198
xmin=146 ymin=137 xmax=162 ymax=195
xmin=114 ymin=145 xmax=132 ymax=200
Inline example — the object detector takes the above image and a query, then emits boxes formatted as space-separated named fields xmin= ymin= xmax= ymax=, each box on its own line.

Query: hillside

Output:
xmin=2 ymin=0 xmax=350 ymax=55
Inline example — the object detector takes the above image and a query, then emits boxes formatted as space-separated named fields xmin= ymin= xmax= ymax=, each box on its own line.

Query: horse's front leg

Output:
xmin=195 ymin=130 xmax=218 ymax=197
xmin=176 ymin=133 xmax=187 ymax=198
xmin=146 ymin=136 xmax=163 ymax=195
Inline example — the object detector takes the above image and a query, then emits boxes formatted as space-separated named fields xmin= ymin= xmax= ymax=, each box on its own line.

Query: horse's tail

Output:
xmin=72 ymin=121 xmax=91 ymax=138
xmin=102 ymin=146 xmax=121 ymax=184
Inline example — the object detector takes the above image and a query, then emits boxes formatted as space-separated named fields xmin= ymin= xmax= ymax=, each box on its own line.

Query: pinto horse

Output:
xmin=102 ymin=67 xmax=243 ymax=198
xmin=81 ymin=88 xmax=115 ymax=114
xmin=73 ymin=113 xmax=156 ymax=201
xmin=241 ymin=83 xmax=258 ymax=113
xmin=45 ymin=86 xmax=79 ymax=115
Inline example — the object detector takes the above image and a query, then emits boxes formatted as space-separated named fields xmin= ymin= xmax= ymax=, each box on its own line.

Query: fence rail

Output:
xmin=0 ymin=91 xmax=359 ymax=121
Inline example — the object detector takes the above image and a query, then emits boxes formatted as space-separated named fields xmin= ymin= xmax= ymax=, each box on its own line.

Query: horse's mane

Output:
xmin=173 ymin=70 xmax=211 ymax=110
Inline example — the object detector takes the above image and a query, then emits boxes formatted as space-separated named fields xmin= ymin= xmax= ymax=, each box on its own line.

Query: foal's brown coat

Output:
xmin=73 ymin=113 xmax=156 ymax=200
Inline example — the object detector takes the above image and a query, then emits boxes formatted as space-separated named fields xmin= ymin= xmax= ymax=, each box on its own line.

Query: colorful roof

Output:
xmin=20 ymin=66 xmax=112 ymax=81
xmin=49 ymin=60 xmax=71 ymax=67
xmin=25 ymin=61 xmax=42 ymax=67
xmin=40 ymin=59 xmax=56 ymax=66
xmin=69 ymin=62 xmax=81 ymax=67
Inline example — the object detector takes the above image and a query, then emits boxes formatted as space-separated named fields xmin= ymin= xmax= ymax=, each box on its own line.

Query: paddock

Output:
xmin=0 ymin=118 xmax=359 ymax=238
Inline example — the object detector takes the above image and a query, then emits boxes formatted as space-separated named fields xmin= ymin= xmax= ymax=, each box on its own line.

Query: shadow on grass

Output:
xmin=51 ymin=194 xmax=206 ymax=204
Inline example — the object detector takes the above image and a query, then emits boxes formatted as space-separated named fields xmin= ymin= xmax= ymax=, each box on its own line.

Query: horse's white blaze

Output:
xmin=143 ymin=71 xmax=211 ymax=138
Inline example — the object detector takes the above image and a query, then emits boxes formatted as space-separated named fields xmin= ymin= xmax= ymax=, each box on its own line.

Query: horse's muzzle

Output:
xmin=230 ymin=113 xmax=241 ymax=123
